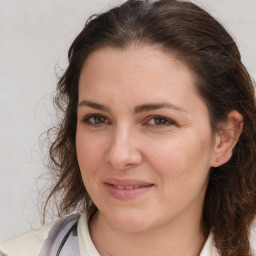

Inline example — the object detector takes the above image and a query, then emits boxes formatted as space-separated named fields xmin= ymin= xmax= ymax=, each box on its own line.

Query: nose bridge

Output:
xmin=106 ymin=122 xmax=142 ymax=170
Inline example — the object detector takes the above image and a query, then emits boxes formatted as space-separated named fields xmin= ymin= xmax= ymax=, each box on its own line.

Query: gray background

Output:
xmin=0 ymin=0 xmax=255 ymax=241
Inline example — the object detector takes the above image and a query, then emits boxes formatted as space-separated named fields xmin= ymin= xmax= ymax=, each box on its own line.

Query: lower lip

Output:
xmin=105 ymin=183 xmax=153 ymax=200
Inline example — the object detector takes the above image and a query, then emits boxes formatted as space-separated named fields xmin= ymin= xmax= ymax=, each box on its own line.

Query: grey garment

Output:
xmin=40 ymin=214 xmax=80 ymax=256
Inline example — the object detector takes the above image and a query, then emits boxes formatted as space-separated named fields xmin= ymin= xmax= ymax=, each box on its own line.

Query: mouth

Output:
xmin=104 ymin=178 xmax=154 ymax=200
xmin=112 ymin=185 xmax=141 ymax=190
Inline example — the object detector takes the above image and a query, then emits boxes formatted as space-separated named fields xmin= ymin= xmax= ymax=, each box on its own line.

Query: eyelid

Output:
xmin=81 ymin=113 xmax=111 ymax=125
xmin=144 ymin=115 xmax=175 ymax=127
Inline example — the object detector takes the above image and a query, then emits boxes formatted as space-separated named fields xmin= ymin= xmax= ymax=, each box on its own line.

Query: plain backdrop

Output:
xmin=0 ymin=0 xmax=255 ymax=241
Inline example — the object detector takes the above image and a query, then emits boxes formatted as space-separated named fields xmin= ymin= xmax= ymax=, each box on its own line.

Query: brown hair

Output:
xmin=45 ymin=1 xmax=256 ymax=255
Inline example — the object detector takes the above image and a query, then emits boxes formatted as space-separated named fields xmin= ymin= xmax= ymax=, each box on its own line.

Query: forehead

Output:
xmin=79 ymin=45 xmax=197 ymax=96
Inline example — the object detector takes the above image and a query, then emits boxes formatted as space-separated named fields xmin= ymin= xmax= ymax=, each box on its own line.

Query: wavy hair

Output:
xmin=45 ymin=1 xmax=256 ymax=255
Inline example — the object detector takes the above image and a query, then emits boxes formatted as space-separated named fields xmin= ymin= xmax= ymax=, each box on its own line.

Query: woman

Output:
xmin=1 ymin=0 xmax=256 ymax=255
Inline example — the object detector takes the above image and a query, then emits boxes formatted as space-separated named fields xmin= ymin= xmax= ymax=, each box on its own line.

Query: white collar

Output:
xmin=200 ymin=231 xmax=219 ymax=256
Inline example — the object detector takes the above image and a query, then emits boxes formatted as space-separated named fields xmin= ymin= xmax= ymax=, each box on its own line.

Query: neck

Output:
xmin=89 ymin=210 xmax=207 ymax=256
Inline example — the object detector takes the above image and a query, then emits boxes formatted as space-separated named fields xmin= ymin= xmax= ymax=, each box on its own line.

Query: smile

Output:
xmin=104 ymin=179 xmax=154 ymax=200
xmin=114 ymin=185 xmax=140 ymax=189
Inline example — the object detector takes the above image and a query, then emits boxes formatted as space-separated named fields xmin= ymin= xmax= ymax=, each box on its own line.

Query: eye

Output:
xmin=146 ymin=116 xmax=174 ymax=126
xmin=82 ymin=114 xmax=110 ymax=126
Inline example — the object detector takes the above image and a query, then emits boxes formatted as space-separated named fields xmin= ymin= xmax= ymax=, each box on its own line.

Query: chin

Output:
xmin=106 ymin=210 xmax=155 ymax=233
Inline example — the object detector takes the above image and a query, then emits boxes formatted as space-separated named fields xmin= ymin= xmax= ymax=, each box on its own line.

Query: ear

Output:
xmin=211 ymin=110 xmax=243 ymax=167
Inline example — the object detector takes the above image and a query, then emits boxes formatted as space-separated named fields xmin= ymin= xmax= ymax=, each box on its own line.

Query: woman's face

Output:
xmin=76 ymin=45 xmax=218 ymax=233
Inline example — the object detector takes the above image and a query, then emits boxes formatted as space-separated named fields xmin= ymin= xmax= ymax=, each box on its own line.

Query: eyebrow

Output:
xmin=134 ymin=103 xmax=187 ymax=113
xmin=77 ymin=100 xmax=111 ymax=112
xmin=77 ymin=100 xmax=187 ymax=113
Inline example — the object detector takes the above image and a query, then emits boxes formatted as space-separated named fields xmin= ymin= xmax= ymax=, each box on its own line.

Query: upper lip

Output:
xmin=104 ymin=178 xmax=153 ymax=187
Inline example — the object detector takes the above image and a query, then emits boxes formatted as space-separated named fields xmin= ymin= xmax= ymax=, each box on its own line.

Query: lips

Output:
xmin=104 ymin=178 xmax=153 ymax=200
xmin=105 ymin=178 xmax=152 ymax=187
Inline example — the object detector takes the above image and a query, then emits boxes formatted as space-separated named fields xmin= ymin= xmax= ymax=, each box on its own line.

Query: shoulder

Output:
xmin=0 ymin=220 xmax=57 ymax=256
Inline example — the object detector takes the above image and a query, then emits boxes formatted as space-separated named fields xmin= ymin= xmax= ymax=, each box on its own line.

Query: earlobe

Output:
xmin=211 ymin=110 xmax=243 ymax=167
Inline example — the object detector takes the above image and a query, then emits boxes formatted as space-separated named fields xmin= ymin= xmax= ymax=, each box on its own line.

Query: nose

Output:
xmin=105 ymin=125 xmax=143 ymax=171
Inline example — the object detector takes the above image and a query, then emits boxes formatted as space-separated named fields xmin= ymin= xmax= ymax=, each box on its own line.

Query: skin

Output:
xmin=76 ymin=45 xmax=243 ymax=256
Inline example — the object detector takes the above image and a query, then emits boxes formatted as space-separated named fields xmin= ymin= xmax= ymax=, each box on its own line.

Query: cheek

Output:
xmin=147 ymin=134 xmax=212 ymax=187
xmin=76 ymin=133 xmax=106 ymax=184
xmin=153 ymin=139 xmax=211 ymax=209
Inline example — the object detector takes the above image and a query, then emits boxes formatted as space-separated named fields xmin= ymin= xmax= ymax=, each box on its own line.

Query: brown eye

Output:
xmin=148 ymin=116 xmax=173 ymax=126
xmin=154 ymin=117 xmax=168 ymax=125
xmin=90 ymin=116 xmax=106 ymax=124
xmin=83 ymin=114 xmax=109 ymax=125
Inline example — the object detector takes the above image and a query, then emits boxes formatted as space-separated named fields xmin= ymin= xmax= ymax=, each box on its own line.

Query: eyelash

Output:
xmin=81 ymin=114 xmax=175 ymax=128
xmin=82 ymin=114 xmax=110 ymax=126
xmin=145 ymin=115 xmax=175 ymax=127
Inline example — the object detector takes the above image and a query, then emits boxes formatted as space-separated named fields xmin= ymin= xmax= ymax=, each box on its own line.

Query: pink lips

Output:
xmin=104 ymin=178 xmax=154 ymax=200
